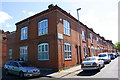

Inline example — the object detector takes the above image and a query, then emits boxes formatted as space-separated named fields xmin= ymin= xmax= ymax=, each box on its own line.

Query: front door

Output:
xmin=75 ymin=45 xmax=79 ymax=64
xmin=79 ymin=46 xmax=82 ymax=63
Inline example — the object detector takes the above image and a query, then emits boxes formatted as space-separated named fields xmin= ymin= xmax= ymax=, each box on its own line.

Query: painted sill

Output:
xmin=65 ymin=59 xmax=72 ymax=61
xmin=20 ymin=38 xmax=28 ymax=40
xmin=91 ymin=43 xmax=94 ymax=45
xmin=82 ymin=40 xmax=86 ymax=43
xmin=63 ymin=34 xmax=71 ymax=37
xmin=38 ymin=59 xmax=49 ymax=61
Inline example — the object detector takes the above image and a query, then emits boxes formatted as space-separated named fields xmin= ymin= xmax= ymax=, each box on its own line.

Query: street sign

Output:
xmin=58 ymin=33 xmax=63 ymax=39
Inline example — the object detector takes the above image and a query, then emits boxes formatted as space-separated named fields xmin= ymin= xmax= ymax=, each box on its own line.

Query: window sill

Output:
xmin=38 ymin=33 xmax=48 ymax=36
xmin=21 ymin=39 xmax=28 ymax=41
xmin=65 ymin=59 xmax=72 ymax=61
xmin=38 ymin=59 xmax=49 ymax=61
xmin=91 ymin=43 xmax=94 ymax=45
xmin=97 ymin=44 xmax=99 ymax=46
xmin=82 ymin=40 xmax=86 ymax=43
xmin=63 ymin=34 xmax=70 ymax=37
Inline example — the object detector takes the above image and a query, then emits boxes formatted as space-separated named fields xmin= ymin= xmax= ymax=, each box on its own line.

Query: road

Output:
xmin=1 ymin=69 xmax=55 ymax=80
xmin=63 ymin=57 xmax=119 ymax=78
xmin=1 ymin=57 xmax=119 ymax=80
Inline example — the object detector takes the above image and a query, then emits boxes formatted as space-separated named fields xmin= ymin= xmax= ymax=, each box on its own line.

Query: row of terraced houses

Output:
xmin=6 ymin=4 xmax=115 ymax=71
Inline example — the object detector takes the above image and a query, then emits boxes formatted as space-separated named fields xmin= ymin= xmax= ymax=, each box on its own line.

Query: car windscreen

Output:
xmin=19 ymin=62 xmax=32 ymax=67
xmin=109 ymin=54 xmax=113 ymax=56
xmin=99 ymin=54 xmax=107 ymax=57
xmin=85 ymin=58 xmax=96 ymax=61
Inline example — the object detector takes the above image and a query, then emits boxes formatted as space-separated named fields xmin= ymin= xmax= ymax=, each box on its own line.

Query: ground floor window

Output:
xmin=83 ymin=47 xmax=87 ymax=58
xmin=8 ymin=49 xmax=12 ymax=59
xmin=20 ymin=46 xmax=28 ymax=61
xmin=98 ymin=48 xmax=100 ymax=53
xmin=64 ymin=43 xmax=72 ymax=60
xmin=38 ymin=43 xmax=49 ymax=60
xmin=92 ymin=48 xmax=94 ymax=56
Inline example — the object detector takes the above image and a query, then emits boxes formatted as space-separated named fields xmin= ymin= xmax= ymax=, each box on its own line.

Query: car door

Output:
xmin=12 ymin=62 xmax=21 ymax=75
xmin=8 ymin=62 xmax=14 ymax=74
xmin=98 ymin=59 xmax=103 ymax=67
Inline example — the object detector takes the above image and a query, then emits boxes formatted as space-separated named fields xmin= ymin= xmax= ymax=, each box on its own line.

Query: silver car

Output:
xmin=4 ymin=61 xmax=40 ymax=77
xmin=98 ymin=53 xmax=111 ymax=63
xmin=81 ymin=56 xmax=104 ymax=71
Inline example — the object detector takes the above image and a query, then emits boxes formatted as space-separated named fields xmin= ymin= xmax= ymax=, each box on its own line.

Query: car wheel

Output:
xmin=5 ymin=69 xmax=9 ymax=75
xmin=97 ymin=65 xmax=101 ymax=72
xmin=103 ymin=64 xmax=105 ymax=68
xmin=19 ymin=72 xmax=24 ymax=78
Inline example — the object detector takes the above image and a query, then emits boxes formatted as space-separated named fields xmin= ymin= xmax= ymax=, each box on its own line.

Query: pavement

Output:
xmin=47 ymin=65 xmax=82 ymax=78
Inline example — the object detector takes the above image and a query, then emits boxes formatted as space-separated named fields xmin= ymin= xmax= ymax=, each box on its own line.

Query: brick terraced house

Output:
xmin=0 ymin=30 xmax=8 ymax=67
xmin=7 ymin=4 xmax=115 ymax=71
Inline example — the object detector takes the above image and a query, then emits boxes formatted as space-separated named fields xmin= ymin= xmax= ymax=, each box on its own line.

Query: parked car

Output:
xmin=98 ymin=53 xmax=111 ymax=63
xmin=81 ymin=56 xmax=104 ymax=71
xmin=112 ymin=53 xmax=117 ymax=58
xmin=4 ymin=61 xmax=40 ymax=77
xmin=116 ymin=52 xmax=120 ymax=56
xmin=108 ymin=53 xmax=115 ymax=60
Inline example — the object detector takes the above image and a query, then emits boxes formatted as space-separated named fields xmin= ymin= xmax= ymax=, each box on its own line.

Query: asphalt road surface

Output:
xmin=63 ymin=57 xmax=119 ymax=79
xmin=1 ymin=57 xmax=119 ymax=80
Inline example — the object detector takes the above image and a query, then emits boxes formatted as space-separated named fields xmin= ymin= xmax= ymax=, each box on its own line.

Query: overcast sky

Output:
xmin=0 ymin=0 xmax=119 ymax=44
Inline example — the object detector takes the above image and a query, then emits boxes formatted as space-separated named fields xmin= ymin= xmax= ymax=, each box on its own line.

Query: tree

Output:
xmin=114 ymin=42 xmax=120 ymax=51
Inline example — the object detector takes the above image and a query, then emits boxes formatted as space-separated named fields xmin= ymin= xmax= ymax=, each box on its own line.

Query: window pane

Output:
xmin=45 ymin=45 xmax=48 ymax=51
xmin=20 ymin=46 xmax=28 ymax=61
xmin=64 ymin=43 xmax=72 ymax=60
xmin=38 ymin=19 xmax=48 ymax=36
xmin=64 ymin=20 xmax=70 ymax=36
xmin=42 ymin=45 xmax=44 ymax=52
xmin=38 ymin=43 xmax=49 ymax=60
xmin=21 ymin=27 xmax=28 ymax=40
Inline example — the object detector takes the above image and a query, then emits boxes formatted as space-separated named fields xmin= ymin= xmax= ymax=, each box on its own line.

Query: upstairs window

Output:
xmin=90 ymin=33 xmax=93 ymax=43
xmin=64 ymin=43 xmax=72 ymax=60
xmin=38 ymin=43 xmax=49 ymax=60
xmin=21 ymin=27 xmax=28 ymax=40
xmin=96 ymin=37 xmax=99 ymax=43
xmin=38 ymin=19 xmax=48 ymax=36
xmin=82 ymin=31 xmax=85 ymax=41
xmin=63 ymin=20 xmax=70 ymax=36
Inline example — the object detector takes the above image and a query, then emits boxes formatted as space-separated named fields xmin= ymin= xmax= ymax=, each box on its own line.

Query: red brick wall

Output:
xmin=7 ymin=5 xmax=115 ymax=71
xmin=13 ymin=10 xmax=59 ymax=70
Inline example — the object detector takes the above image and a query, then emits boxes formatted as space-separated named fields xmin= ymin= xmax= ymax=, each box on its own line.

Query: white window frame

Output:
xmin=8 ymin=49 xmax=12 ymax=59
xmin=96 ymin=37 xmax=99 ymax=43
xmin=82 ymin=31 xmax=85 ymax=41
xmin=63 ymin=20 xmax=70 ymax=36
xmin=92 ymin=48 xmax=94 ymax=56
xmin=21 ymin=27 xmax=28 ymax=40
xmin=38 ymin=19 xmax=48 ymax=36
xmin=64 ymin=43 xmax=72 ymax=60
xmin=83 ymin=47 xmax=87 ymax=57
xmin=20 ymin=46 xmax=28 ymax=61
xmin=38 ymin=43 xmax=49 ymax=60
xmin=90 ymin=33 xmax=93 ymax=43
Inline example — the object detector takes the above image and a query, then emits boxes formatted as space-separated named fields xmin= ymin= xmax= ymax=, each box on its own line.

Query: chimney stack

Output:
xmin=48 ymin=4 xmax=54 ymax=9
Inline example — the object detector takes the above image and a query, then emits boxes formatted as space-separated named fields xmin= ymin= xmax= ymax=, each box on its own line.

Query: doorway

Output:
xmin=75 ymin=45 xmax=79 ymax=64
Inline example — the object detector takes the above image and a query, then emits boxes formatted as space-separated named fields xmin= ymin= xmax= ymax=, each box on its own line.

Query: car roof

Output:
xmin=98 ymin=53 xmax=108 ymax=54
xmin=108 ymin=53 xmax=113 ymax=54
xmin=86 ymin=56 xmax=99 ymax=58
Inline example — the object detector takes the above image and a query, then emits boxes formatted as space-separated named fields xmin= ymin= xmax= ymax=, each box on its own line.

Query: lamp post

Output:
xmin=76 ymin=8 xmax=82 ymax=64
xmin=77 ymin=8 xmax=81 ymax=21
